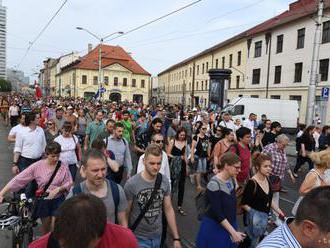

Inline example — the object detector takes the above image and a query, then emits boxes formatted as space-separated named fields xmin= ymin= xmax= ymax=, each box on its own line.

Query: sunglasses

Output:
xmin=201 ymin=128 xmax=207 ymax=130
xmin=154 ymin=140 xmax=164 ymax=144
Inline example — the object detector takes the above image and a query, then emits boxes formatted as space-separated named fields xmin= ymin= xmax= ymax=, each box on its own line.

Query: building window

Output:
xmin=206 ymin=62 xmax=209 ymax=72
xmin=274 ymin=65 xmax=282 ymax=84
xmin=197 ymin=65 xmax=199 ymax=75
xmin=132 ymin=79 xmax=136 ymax=87
xmin=185 ymin=69 xmax=187 ymax=78
xmin=254 ymin=41 xmax=262 ymax=58
xmin=229 ymin=54 xmax=233 ymax=68
xmin=252 ymin=69 xmax=261 ymax=84
xmin=320 ymin=59 xmax=329 ymax=81
xmin=104 ymin=76 xmax=109 ymax=85
xmin=114 ymin=77 xmax=118 ymax=86
xmin=271 ymin=95 xmax=281 ymax=99
xmin=93 ymin=76 xmax=98 ymax=85
xmin=215 ymin=59 xmax=219 ymax=68
xmin=201 ymin=81 xmax=204 ymax=90
xmin=196 ymin=81 xmax=199 ymax=90
xmin=297 ymin=28 xmax=305 ymax=49
xmin=237 ymin=51 xmax=241 ymax=66
xmin=189 ymin=82 xmax=191 ymax=90
xmin=236 ymin=76 xmax=240 ymax=88
xmin=123 ymin=78 xmax=127 ymax=87
xmin=141 ymin=79 xmax=145 ymax=88
xmin=190 ymin=68 xmax=192 ymax=76
xmin=82 ymin=75 xmax=87 ymax=84
xmin=202 ymin=63 xmax=205 ymax=74
xmin=276 ymin=34 xmax=283 ymax=53
xmin=251 ymin=95 xmax=259 ymax=98
xmin=294 ymin=63 xmax=303 ymax=82
xmin=205 ymin=80 xmax=208 ymax=90
xmin=222 ymin=57 xmax=225 ymax=68
xmin=228 ymin=78 xmax=231 ymax=89
xmin=322 ymin=21 xmax=330 ymax=43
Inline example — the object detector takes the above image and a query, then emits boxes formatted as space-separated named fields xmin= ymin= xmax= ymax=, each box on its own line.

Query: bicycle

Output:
xmin=0 ymin=193 xmax=36 ymax=248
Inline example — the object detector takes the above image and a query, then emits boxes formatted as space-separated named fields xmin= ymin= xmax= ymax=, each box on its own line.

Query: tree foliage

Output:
xmin=0 ymin=79 xmax=12 ymax=92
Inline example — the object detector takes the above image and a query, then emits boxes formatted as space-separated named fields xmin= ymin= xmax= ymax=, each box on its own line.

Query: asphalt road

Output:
xmin=0 ymin=125 xmax=307 ymax=248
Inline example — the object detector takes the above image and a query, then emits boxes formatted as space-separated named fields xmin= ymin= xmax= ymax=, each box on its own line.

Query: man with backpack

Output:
xmin=105 ymin=122 xmax=133 ymax=184
xmin=125 ymin=144 xmax=181 ymax=248
xmin=66 ymin=149 xmax=128 ymax=227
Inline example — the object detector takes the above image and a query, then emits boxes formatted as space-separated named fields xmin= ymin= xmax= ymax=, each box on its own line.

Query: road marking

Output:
xmin=280 ymin=196 xmax=295 ymax=205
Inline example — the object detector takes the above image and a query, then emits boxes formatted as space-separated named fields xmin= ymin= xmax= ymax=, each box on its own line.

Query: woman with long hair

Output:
xmin=293 ymin=125 xmax=316 ymax=177
xmin=191 ymin=123 xmax=211 ymax=192
xmin=213 ymin=128 xmax=235 ymax=167
xmin=241 ymin=153 xmax=284 ymax=247
xmin=44 ymin=119 xmax=59 ymax=144
xmin=196 ymin=152 xmax=246 ymax=248
xmin=167 ymin=127 xmax=188 ymax=215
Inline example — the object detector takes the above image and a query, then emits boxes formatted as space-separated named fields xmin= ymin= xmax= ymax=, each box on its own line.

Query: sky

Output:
xmin=4 ymin=0 xmax=294 ymax=82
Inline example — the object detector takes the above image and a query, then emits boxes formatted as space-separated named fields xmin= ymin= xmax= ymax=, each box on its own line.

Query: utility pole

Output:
xmin=306 ymin=0 xmax=324 ymax=125
xmin=98 ymin=40 xmax=103 ymax=97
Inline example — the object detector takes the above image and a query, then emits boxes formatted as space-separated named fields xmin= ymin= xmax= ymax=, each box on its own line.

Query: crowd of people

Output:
xmin=0 ymin=93 xmax=330 ymax=248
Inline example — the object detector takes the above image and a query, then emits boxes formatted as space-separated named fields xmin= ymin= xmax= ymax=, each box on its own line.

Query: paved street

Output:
xmin=0 ymin=124 xmax=308 ymax=248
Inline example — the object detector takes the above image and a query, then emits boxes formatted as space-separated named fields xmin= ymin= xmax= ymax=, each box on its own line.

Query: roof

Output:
xmin=246 ymin=0 xmax=330 ymax=36
xmin=158 ymin=0 xmax=330 ymax=76
xmin=61 ymin=45 xmax=150 ymax=76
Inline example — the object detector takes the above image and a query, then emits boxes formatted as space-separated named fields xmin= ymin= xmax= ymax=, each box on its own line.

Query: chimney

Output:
xmin=88 ymin=43 xmax=93 ymax=53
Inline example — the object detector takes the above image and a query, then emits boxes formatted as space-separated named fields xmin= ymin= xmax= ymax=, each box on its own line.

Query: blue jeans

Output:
xmin=245 ymin=209 xmax=268 ymax=247
xmin=137 ymin=236 xmax=161 ymax=248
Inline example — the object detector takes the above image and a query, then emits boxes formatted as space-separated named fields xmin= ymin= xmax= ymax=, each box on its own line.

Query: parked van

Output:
xmin=222 ymin=97 xmax=299 ymax=131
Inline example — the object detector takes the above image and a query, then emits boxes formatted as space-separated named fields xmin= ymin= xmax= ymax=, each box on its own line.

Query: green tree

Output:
xmin=0 ymin=79 xmax=12 ymax=92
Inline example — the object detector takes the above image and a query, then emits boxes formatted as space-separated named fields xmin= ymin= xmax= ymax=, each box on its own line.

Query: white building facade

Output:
xmin=0 ymin=0 xmax=6 ymax=79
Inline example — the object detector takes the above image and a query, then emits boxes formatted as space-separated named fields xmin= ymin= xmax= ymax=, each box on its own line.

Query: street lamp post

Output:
xmin=76 ymin=27 xmax=124 ymax=98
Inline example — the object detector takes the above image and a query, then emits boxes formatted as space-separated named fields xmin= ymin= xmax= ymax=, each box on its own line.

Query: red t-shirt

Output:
xmin=230 ymin=143 xmax=251 ymax=183
xmin=28 ymin=223 xmax=138 ymax=248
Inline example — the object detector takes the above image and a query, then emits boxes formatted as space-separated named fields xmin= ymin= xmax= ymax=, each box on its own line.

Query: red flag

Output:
xmin=35 ymin=84 xmax=42 ymax=99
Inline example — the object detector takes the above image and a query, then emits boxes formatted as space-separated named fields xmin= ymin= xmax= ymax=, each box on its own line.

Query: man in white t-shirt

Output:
xmin=136 ymin=133 xmax=171 ymax=187
xmin=219 ymin=112 xmax=236 ymax=131
xmin=243 ymin=113 xmax=257 ymax=139
xmin=8 ymin=114 xmax=27 ymax=142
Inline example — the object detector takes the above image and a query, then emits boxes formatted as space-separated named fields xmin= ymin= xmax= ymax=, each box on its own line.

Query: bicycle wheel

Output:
xmin=19 ymin=227 xmax=33 ymax=248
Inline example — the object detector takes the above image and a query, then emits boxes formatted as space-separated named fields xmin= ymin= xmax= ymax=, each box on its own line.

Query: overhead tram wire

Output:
xmin=104 ymin=0 xmax=202 ymax=43
xmin=15 ymin=0 xmax=69 ymax=69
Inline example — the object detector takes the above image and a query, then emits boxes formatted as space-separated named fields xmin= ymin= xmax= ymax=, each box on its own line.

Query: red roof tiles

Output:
xmin=246 ymin=0 xmax=330 ymax=36
xmin=71 ymin=45 xmax=151 ymax=76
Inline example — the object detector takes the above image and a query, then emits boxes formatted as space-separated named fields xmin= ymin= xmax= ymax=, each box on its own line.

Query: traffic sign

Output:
xmin=321 ymin=87 xmax=329 ymax=100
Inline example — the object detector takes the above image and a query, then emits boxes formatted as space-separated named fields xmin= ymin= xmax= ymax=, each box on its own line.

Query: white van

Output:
xmin=222 ymin=97 xmax=299 ymax=131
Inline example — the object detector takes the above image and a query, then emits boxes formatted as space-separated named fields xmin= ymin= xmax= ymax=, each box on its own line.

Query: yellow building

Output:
xmin=56 ymin=45 xmax=151 ymax=102
xmin=158 ymin=33 xmax=247 ymax=108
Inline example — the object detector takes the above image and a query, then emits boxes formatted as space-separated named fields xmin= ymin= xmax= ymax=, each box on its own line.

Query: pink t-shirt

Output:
xmin=8 ymin=159 xmax=72 ymax=197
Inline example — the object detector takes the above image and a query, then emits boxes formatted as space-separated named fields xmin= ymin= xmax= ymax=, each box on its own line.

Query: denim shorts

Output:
xmin=34 ymin=195 xmax=65 ymax=219
xmin=197 ymin=157 xmax=207 ymax=173
xmin=136 ymin=236 xmax=161 ymax=248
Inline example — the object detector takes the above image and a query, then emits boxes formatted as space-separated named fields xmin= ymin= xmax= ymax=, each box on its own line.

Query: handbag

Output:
xmin=269 ymin=175 xmax=281 ymax=192
xmin=130 ymin=173 xmax=162 ymax=231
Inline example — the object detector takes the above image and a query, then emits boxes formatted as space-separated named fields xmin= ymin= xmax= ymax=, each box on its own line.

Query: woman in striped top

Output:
xmin=0 ymin=142 xmax=73 ymax=234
